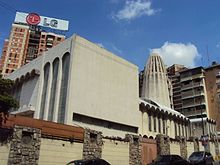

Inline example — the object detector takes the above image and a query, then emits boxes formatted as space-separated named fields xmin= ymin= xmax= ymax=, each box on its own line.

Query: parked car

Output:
xmin=66 ymin=158 xmax=110 ymax=165
xmin=148 ymin=155 xmax=190 ymax=165
xmin=188 ymin=151 xmax=214 ymax=165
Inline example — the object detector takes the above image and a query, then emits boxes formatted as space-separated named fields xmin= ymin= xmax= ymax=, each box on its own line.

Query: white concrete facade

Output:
xmin=7 ymin=35 xmax=140 ymax=137
xmin=141 ymin=53 xmax=171 ymax=108
xmin=7 ymin=34 xmax=210 ymax=139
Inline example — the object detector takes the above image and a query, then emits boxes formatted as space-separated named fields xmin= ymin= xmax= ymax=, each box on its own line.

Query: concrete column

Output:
xmin=159 ymin=117 xmax=162 ymax=134
xmin=171 ymin=120 xmax=175 ymax=138
xmin=35 ymin=65 xmax=45 ymax=119
xmin=53 ymin=58 xmax=62 ymax=122
xmin=142 ymin=112 xmax=148 ymax=135
xmin=167 ymin=119 xmax=171 ymax=137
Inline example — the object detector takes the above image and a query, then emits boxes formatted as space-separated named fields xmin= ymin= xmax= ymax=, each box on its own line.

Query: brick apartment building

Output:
xmin=0 ymin=12 xmax=67 ymax=76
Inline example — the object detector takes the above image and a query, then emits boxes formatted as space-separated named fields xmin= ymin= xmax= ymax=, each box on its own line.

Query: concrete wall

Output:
xmin=0 ymin=144 xmax=10 ymax=165
xmin=210 ymin=142 xmax=216 ymax=156
xmin=102 ymin=139 xmax=129 ymax=165
xmin=170 ymin=141 xmax=180 ymax=155
xmin=69 ymin=36 xmax=139 ymax=128
xmin=199 ymin=142 xmax=205 ymax=151
xmin=186 ymin=141 xmax=194 ymax=158
xmin=19 ymin=76 xmax=39 ymax=110
xmin=39 ymin=138 xmax=83 ymax=165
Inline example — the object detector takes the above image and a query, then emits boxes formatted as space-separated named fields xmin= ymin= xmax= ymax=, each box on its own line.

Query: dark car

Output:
xmin=66 ymin=158 xmax=110 ymax=165
xmin=188 ymin=151 xmax=214 ymax=165
xmin=148 ymin=155 xmax=190 ymax=165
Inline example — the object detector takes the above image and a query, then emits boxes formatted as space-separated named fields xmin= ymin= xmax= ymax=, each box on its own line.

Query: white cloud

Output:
xmin=114 ymin=0 xmax=157 ymax=21
xmin=151 ymin=42 xmax=200 ymax=67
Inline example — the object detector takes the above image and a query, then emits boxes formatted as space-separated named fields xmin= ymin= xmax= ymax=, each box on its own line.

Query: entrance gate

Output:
xmin=141 ymin=137 xmax=157 ymax=165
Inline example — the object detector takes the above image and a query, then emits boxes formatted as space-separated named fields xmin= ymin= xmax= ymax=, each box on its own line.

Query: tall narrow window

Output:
xmin=175 ymin=123 xmax=177 ymax=136
xmin=40 ymin=63 xmax=50 ymax=119
xmin=185 ymin=125 xmax=188 ymax=138
xmin=48 ymin=58 xmax=59 ymax=121
xmin=178 ymin=124 xmax=181 ymax=136
xmin=58 ymin=53 xmax=70 ymax=123
xmin=148 ymin=115 xmax=152 ymax=131
xmin=163 ymin=119 xmax=166 ymax=134
xmin=153 ymin=116 xmax=157 ymax=132
xmin=158 ymin=118 xmax=161 ymax=133
xmin=182 ymin=125 xmax=184 ymax=136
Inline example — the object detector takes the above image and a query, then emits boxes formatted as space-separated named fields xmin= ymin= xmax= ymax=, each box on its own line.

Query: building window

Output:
xmin=48 ymin=58 xmax=59 ymax=121
xmin=40 ymin=62 xmax=50 ymax=119
xmin=185 ymin=126 xmax=188 ymax=138
xmin=178 ymin=124 xmax=181 ymax=136
xmin=148 ymin=115 xmax=152 ymax=132
xmin=57 ymin=37 xmax=61 ymax=41
xmin=58 ymin=52 xmax=70 ymax=123
xmin=158 ymin=118 xmax=161 ymax=133
xmin=216 ymin=72 xmax=220 ymax=78
xmin=175 ymin=123 xmax=177 ymax=136
xmin=182 ymin=125 xmax=184 ymax=136
xmin=153 ymin=117 xmax=157 ymax=132
xmin=163 ymin=120 xmax=166 ymax=134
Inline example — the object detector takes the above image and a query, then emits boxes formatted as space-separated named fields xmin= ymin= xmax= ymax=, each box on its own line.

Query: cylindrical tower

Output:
xmin=141 ymin=53 xmax=171 ymax=108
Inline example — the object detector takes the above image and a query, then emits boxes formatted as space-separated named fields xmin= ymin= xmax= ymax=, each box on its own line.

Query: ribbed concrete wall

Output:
xmin=141 ymin=53 xmax=171 ymax=108
xmin=210 ymin=142 xmax=216 ymax=156
xmin=170 ymin=141 xmax=180 ymax=155
xmin=102 ymin=139 xmax=129 ymax=165
xmin=0 ymin=144 xmax=10 ymax=165
xmin=39 ymin=138 xmax=83 ymax=165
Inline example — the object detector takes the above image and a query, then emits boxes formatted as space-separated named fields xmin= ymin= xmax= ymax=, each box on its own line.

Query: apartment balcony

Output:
xmin=181 ymin=91 xmax=205 ymax=100
xmin=184 ymin=109 xmax=206 ymax=117
xmin=173 ymin=91 xmax=181 ymax=96
xmin=181 ymin=83 xmax=204 ymax=91
xmin=173 ymin=85 xmax=181 ymax=90
xmin=46 ymin=42 xmax=53 ymax=46
xmin=174 ymin=106 xmax=182 ymax=111
xmin=180 ymin=74 xmax=205 ymax=82
xmin=173 ymin=102 xmax=182 ymax=107
xmin=47 ymin=38 xmax=54 ymax=41
xmin=182 ymin=101 xmax=206 ymax=109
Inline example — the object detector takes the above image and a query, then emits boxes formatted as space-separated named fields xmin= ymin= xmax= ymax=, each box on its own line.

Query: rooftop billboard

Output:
xmin=14 ymin=12 xmax=69 ymax=31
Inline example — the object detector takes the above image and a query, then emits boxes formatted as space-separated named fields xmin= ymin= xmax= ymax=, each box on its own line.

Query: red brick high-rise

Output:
xmin=0 ymin=12 xmax=66 ymax=76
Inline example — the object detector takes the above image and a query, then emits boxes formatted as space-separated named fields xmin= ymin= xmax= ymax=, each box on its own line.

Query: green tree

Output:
xmin=0 ymin=76 xmax=19 ymax=114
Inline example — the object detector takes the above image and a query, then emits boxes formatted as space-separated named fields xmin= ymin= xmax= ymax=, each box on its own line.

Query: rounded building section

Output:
xmin=141 ymin=53 xmax=171 ymax=108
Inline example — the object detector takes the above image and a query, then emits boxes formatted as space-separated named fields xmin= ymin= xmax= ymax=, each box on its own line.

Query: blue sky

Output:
xmin=0 ymin=0 xmax=219 ymax=70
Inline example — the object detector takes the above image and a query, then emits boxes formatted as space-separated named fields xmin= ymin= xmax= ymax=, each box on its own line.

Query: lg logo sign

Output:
xmin=26 ymin=13 xmax=41 ymax=25
xmin=26 ymin=13 xmax=58 ymax=28
xmin=43 ymin=18 xmax=58 ymax=28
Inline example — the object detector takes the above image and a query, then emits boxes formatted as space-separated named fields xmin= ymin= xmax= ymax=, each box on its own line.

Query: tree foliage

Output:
xmin=0 ymin=77 xmax=19 ymax=114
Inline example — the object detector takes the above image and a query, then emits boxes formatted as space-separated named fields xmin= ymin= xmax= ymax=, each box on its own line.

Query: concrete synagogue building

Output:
xmin=5 ymin=34 xmax=219 ymax=164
